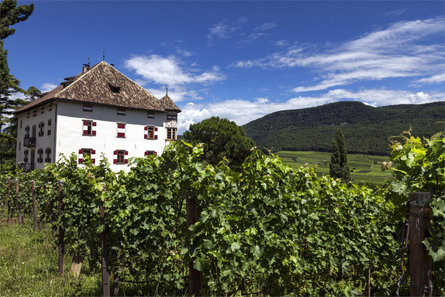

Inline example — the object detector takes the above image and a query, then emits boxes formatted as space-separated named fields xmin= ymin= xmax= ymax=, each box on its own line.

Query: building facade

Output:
xmin=15 ymin=61 xmax=180 ymax=172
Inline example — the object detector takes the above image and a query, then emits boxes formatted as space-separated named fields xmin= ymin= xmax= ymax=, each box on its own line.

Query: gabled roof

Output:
xmin=160 ymin=94 xmax=181 ymax=112
xmin=16 ymin=61 xmax=168 ymax=113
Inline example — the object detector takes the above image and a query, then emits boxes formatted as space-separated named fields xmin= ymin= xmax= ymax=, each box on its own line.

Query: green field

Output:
xmin=277 ymin=151 xmax=392 ymax=185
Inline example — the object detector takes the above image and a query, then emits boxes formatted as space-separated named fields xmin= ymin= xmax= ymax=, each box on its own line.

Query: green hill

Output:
xmin=243 ymin=101 xmax=445 ymax=155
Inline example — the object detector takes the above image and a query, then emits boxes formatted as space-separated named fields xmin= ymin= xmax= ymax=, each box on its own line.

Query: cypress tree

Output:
xmin=329 ymin=128 xmax=350 ymax=182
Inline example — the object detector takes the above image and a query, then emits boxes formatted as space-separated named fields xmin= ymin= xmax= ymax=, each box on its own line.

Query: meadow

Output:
xmin=277 ymin=151 xmax=392 ymax=185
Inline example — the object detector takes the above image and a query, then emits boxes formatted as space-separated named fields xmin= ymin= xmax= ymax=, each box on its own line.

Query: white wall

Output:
xmin=16 ymin=102 xmax=57 ymax=170
xmin=56 ymin=101 xmax=176 ymax=172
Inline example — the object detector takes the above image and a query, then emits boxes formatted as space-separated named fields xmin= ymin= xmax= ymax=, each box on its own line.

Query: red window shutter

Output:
xmin=83 ymin=130 xmax=88 ymax=135
xmin=154 ymin=151 xmax=157 ymax=156
xmin=155 ymin=135 xmax=158 ymax=140
xmin=78 ymin=158 xmax=83 ymax=164
xmin=113 ymin=159 xmax=117 ymax=164
xmin=117 ymin=123 xmax=125 ymax=129
xmin=124 ymin=159 xmax=128 ymax=164
xmin=24 ymin=158 xmax=28 ymax=162
xmin=92 ymin=121 xmax=97 ymax=126
xmin=113 ymin=150 xmax=117 ymax=155
xmin=83 ymin=120 xmax=88 ymax=125
xmin=24 ymin=151 xmax=28 ymax=155
xmin=144 ymin=151 xmax=148 ymax=156
xmin=144 ymin=126 xmax=148 ymax=130
xmin=155 ymin=127 xmax=158 ymax=131
xmin=92 ymin=150 xmax=96 ymax=154
xmin=117 ymin=132 xmax=125 ymax=138
xmin=92 ymin=159 xmax=95 ymax=164
xmin=79 ymin=149 xmax=83 ymax=154
xmin=92 ymin=131 xmax=96 ymax=136
xmin=125 ymin=151 xmax=128 ymax=155
xmin=144 ymin=134 xmax=147 ymax=139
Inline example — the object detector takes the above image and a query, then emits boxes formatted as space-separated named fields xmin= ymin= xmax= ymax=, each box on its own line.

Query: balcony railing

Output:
xmin=23 ymin=136 xmax=36 ymax=147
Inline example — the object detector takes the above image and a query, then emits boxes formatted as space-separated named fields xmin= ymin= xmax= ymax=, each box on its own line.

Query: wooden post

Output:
xmin=187 ymin=195 xmax=201 ymax=297
xmin=58 ymin=180 xmax=65 ymax=277
xmin=7 ymin=178 xmax=11 ymax=223
xmin=101 ymin=184 xmax=110 ymax=297
xmin=15 ymin=179 xmax=22 ymax=224
xmin=409 ymin=192 xmax=433 ymax=297
xmin=31 ymin=180 xmax=37 ymax=231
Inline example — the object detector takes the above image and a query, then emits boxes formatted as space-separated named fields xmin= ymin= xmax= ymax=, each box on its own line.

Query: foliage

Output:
xmin=183 ymin=116 xmax=255 ymax=171
xmin=389 ymin=129 xmax=445 ymax=295
xmin=329 ymin=128 xmax=351 ymax=182
xmin=0 ymin=142 xmax=400 ymax=295
xmin=0 ymin=0 xmax=34 ymax=164
xmin=243 ymin=101 xmax=445 ymax=155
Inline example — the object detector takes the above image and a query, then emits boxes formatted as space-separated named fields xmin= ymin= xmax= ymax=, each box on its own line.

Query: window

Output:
xmin=82 ymin=120 xmax=97 ymax=136
xmin=41 ymin=107 xmax=44 ymax=114
xmin=33 ymin=110 xmax=37 ymax=117
xmin=144 ymin=151 xmax=157 ymax=156
xmin=38 ymin=122 xmax=45 ymax=136
xmin=78 ymin=148 xmax=96 ymax=164
xmin=108 ymin=83 xmax=120 ymax=93
xmin=144 ymin=126 xmax=158 ymax=140
xmin=37 ymin=148 xmax=43 ymax=163
xmin=167 ymin=128 xmax=177 ymax=141
xmin=117 ymin=123 xmax=126 ymax=138
xmin=113 ymin=150 xmax=128 ymax=164
xmin=83 ymin=105 xmax=93 ymax=112
xmin=47 ymin=119 xmax=51 ymax=135
xmin=48 ymin=104 xmax=53 ymax=112
xmin=18 ymin=142 xmax=21 ymax=151
xmin=167 ymin=113 xmax=177 ymax=121
xmin=27 ymin=112 xmax=30 ymax=119
xmin=45 ymin=147 xmax=52 ymax=163
xmin=147 ymin=111 xmax=155 ymax=118
xmin=24 ymin=150 xmax=29 ymax=162
xmin=117 ymin=108 xmax=126 ymax=116
xmin=24 ymin=126 xmax=30 ymax=137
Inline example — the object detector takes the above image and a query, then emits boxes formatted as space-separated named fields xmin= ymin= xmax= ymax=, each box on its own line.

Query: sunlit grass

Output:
xmin=277 ymin=151 xmax=392 ymax=185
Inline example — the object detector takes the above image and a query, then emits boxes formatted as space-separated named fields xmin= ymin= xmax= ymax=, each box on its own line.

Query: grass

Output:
xmin=277 ymin=151 xmax=392 ymax=185
xmin=0 ymin=216 xmax=101 ymax=296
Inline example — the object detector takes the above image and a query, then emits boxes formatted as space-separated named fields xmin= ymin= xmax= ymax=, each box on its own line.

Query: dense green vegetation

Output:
xmin=183 ymin=116 xmax=255 ymax=171
xmin=278 ymin=150 xmax=392 ymax=185
xmin=329 ymin=128 xmax=350 ymax=182
xmin=243 ymin=101 xmax=445 ymax=155
xmin=0 ymin=142 xmax=402 ymax=296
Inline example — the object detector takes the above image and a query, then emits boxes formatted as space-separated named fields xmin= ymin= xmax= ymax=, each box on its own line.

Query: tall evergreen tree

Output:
xmin=0 ymin=0 xmax=34 ymax=163
xmin=329 ymin=128 xmax=350 ymax=182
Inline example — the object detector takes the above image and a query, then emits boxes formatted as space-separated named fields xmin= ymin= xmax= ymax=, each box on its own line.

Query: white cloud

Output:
xmin=207 ymin=17 xmax=247 ymax=44
xmin=177 ymin=88 xmax=445 ymax=134
xmin=232 ymin=17 xmax=445 ymax=93
xmin=146 ymin=86 xmax=203 ymax=102
xmin=415 ymin=72 xmax=445 ymax=84
xmin=124 ymin=54 xmax=225 ymax=87
xmin=41 ymin=83 xmax=58 ymax=92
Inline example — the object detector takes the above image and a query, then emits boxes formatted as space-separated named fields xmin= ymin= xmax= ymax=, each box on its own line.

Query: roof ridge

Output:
xmin=56 ymin=61 xmax=105 ymax=97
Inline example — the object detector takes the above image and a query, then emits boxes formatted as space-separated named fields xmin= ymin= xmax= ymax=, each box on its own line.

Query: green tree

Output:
xmin=329 ymin=128 xmax=350 ymax=182
xmin=183 ymin=116 xmax=255 ymax=170
xmin=0 ymin=0 xmax=34 ymax=163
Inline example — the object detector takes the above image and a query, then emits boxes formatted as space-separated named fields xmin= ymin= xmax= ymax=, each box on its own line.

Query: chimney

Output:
xmin=82 ymin=64 xmax=90 ymax=73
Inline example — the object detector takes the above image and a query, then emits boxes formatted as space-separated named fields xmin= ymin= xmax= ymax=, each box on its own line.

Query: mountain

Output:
xmin=243 ymin=101 xmax=445 ymax=155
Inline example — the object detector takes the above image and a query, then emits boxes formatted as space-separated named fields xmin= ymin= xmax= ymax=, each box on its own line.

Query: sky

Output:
xmin=5 ymin=0 xmax=445 ymax=133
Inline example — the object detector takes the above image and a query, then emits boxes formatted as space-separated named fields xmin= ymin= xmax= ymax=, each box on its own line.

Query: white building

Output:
xmin=15 ymin=61 xmax=180 ymax=172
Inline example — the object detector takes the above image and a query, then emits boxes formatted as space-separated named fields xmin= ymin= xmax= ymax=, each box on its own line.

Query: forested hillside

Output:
xmin=243 ymin=101 xmax=444 ymax=155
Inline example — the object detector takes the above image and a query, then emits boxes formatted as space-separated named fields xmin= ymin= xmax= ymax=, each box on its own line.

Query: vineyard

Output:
xmin=0 ymin=132 xmax=444 ymax=296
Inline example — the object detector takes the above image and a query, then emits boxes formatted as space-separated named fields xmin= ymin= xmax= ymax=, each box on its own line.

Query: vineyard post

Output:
xmin=186 ymin=195 xmax=201 ymax=297
xmin=409 ymin=192 xmax=433 ymax=297
xmin=7 ymin=177 xmax=11 ymax=223
xmin=15 ymin=179 xmax=23 ymax=224
xmin=58 ymin=180 xmax=65 ymax=277
xmin=31 ymin=180 xmax=37 ymax=231
xmin=100 ymin=183 xmax=110 ymax=297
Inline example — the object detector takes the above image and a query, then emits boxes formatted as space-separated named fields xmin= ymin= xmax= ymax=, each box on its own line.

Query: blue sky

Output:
xmin=6 ymin=1 xmax=445 ymax=133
